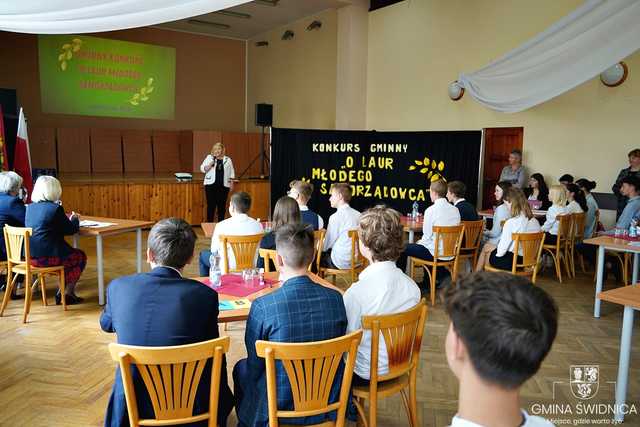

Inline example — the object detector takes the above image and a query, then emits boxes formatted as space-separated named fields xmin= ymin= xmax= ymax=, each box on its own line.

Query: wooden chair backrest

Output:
xmin=572 ymin=212 xmax=586 ymax=240
xmin=461 ymin=220 xmax=484 ymax=251
xmin=361 ymin=300 xmax=427 ymax=383
xmin=220 ymin=233 xmax=264 ymax=274
xmin=108 ymin=336 xmax=230 ymax=427
xmin=348 ymin=229 xmax=365 ymax=268
xmin=4 ymin=225 xmax=32 ymax=269
xmin=255 ymin=330 xmax=363 ymax=427
xmin=556 ymin=214 xmax=573 ymax=242
xmin=432 ymin=225 xmax=464 ymax=259
xmin=258 ymin=248 xmax=279 ymax=273
xmin=512 ymin=232 xmax=545 ymax=272
xmin=313 ymin=229 xmax=326 ymax=272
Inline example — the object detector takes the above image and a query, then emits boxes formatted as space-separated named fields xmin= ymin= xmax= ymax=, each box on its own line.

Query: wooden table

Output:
xmin=196 ymin=272 xmax=342 ymax=323
xmin=400 ymin=216 xmax=423 ymax=243
xmin=72 ymin=215 xmax=155 ymax=305
xmin=598 ymin=285 xmax=640 ymax=422
xmin=584 ymin=235 xmax=640 ymax=318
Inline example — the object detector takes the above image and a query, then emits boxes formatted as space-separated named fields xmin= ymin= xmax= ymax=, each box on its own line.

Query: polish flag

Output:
xmin=15 ymin=108 xmax=33 ymax=202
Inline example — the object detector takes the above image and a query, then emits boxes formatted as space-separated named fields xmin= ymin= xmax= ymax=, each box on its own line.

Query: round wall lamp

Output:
xmin=600 ymin=62 xmax=628 ymax=87
xmin=448 ymin=81 xmax=464 ymax=101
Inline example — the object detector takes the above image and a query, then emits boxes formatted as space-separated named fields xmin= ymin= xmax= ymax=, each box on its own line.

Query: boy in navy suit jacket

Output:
xmin=233 ymin=223 xmax=347 ymax=427
xmin=100 ymin=218 xmax=233 ymax=427
xmin=447 ymin=181 xmax=479 ymax=222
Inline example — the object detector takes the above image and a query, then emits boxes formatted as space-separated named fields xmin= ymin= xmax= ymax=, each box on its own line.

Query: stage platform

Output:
xmin=59 ymin=173 xmax=270 ymax=224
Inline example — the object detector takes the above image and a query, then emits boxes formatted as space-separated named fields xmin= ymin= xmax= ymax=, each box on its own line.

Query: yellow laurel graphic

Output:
xmin=58 ymin=38 xmax=82 ymax=71
xmin=128 ymin=77 xmax=155 ymax=106
xmin=408 ymin=156 xmax=446 ymax=182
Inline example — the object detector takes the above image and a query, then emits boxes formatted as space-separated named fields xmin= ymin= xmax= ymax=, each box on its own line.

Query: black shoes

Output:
xmin=55 ymin=292 xmax=84 ymax=305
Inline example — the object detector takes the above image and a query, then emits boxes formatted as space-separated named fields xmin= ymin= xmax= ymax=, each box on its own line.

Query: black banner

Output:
xmin=270 ymin=128 xmax=482 ymax=221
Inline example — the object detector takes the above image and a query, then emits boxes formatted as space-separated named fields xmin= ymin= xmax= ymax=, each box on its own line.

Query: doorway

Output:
xmin=482 ymin=127 xmax=523 ymax=209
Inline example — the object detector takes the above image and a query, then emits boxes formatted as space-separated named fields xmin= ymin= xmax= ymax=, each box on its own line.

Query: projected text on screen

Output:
xmin=38 ymin=35 xmax=176 ymax=120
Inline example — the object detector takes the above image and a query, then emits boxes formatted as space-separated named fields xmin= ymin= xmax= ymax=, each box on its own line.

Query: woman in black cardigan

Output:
xmin=524 ymin=173 xmax=551 ymax=210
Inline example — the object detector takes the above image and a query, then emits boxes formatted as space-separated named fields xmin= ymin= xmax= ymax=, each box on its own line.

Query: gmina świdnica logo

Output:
xmin=570 ymin=365 xmax=599 ymax=400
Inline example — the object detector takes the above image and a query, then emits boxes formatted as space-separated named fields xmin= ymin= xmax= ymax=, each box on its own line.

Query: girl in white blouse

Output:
xmin=541 ymin=185 xmax=569 ymax=245
xmin=475 ymin=182 xmax=512 ymax=271
xmin=486 ymin=188 xmax=541 ymax=271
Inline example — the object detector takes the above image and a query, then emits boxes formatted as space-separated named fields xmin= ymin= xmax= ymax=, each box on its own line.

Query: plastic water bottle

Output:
xmin=209 ymin=250 xmax=221 ymax=288
xmin=411 ymin=202 xmax=419 ymax=219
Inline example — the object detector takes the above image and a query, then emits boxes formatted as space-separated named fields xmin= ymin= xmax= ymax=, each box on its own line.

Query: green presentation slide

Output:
xmin=38 ymin=35 xmax=176 ymax=120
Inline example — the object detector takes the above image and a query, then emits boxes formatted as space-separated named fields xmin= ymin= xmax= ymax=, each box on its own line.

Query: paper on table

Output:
xmin=219 ymin=299 xmax=251 ymax=311
xmin=79 ymin=220 xmax=116 ymax=228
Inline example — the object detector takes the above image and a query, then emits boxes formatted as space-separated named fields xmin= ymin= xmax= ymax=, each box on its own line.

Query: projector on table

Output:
xmin=174 ymin=173 xmax=193 ymax=182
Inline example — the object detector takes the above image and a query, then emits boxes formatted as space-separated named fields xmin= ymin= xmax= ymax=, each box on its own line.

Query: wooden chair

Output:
xmin=353 ymin=300 xmax=427 ymax=427
xmin=312 ymin=229 xmax=327 ymax=272
xmin=458 ymin=220 xmax=484 ymax=271
xmin=408 ymin=225 xmax=464 ymax=305
xmin=568 ymin=212 xmax=586 ymax=278
xmin=255 ymin=330 xmax=363 ymax=427
xmin=319 ymin=230 xmax=366 ymax=286
xmin=0 ymin=225 xmax=66 ymax=323
xmin=108 ymin=336 xmax=230 ymax=427
xmin=484 ymin=232 xmax=545 ymax=283
xmin=259 ymin=249 xmax=279 ymax=273
xmin=219 ymin=233 xmax=264 ymax=274
xmin=542 ymin=214 xmax=573 ymax=283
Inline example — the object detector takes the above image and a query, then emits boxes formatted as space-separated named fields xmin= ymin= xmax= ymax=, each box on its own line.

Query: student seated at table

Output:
xmin=344 ymin=205 xmax=420 ymax=385
xmin=233 ymin=223 xmax=347 ymax=427
xmin=26 ymin=176 xmax=86 ymax=305
xmin=541 ymin=185 xmax=569 ymax=245
xmin=474 ymin=182 xmax=511 ymax=272
xmin=445 ymin=271 xmax=557 ymax=427
xmin=566 ymin=183 xmax=587 ymax=214
xmin=446 ymin=181 xmax=478 ymax=221
xmin=288 ymin=179 xmax=324 ymax=230
xmin=559 ymin=174 xmax=574 ymax=188
xmin=524 ymin=173 xmax=551 ymax=210
xmin=609 ymin=175 xmax=640 ymax=232
xmin=321 ymin=183 xmax=361 ymax=269
xmin=483 ymin=188 xmax=541 ymax=271
xmin=256 ymin=196 xmax=301 ymax=269
xmin=397 ymin=180 xmax=461 ymax=289
xmin=199 ymin=191 xmax=263 ymax=276
xmin=0 ymin=172 xmax=26 ymax=300
xmin=101 ymin=218 xmax=234 ymax=427
xmin=576 ymin=178 xmax=599 ymax=238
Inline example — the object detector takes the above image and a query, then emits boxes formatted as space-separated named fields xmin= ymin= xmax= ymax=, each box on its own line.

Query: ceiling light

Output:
xmin=306 ymin=20 xmax=322 ymax=31
xmin=448 ymin=81 xmax=464 ymax=101
xmin=600 ymin=62 xmax=628 ymax=87
xmin=281 ymin=30 xmax=294 ymax=40
xmin=188 ymin=19 xmax=231 ymax=30
xmin=215 ymin=10 xmax=251 ymax=19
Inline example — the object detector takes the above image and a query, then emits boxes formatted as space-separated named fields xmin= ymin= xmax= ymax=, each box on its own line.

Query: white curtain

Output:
xmin=0 ymin=0 xmax=252 ymax=34
xmin=458 ymin=0 xmax=640 ymax=113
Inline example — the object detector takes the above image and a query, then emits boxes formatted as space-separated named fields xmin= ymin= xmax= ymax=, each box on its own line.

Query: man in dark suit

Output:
xmin=233 ymin=223 xmax=347 ymax=427
xmin=100 ymin=218 xmax=233 ymax=427
xmin=447 ymin=181 xmax=479 ymax=221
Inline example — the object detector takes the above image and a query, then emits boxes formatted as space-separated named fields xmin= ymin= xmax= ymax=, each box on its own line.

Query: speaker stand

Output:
xmin=238 ymin=126 xmax=270 ymax=179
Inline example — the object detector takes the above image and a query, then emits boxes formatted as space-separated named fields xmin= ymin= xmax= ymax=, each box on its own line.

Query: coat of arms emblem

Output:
xmin=570 ymin=365 xmax=599 ymax=400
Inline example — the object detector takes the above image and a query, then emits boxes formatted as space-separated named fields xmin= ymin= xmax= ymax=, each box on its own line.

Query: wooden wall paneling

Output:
xmin=122 ymin=130 xmax=153 ymax=173
xmin=91 ymin=184 xmax=128 ymax=218
xmin=149 ymin=183 xmax=185 ymax=221
xmin=152 ymin=131 xmax=181 ymax=172
xmin=178 ymin=131 xmax=194 ymax=172
xmin=246 ymin=132 xmax=268 ymax=177
xmin=126 ymin=183 xmax=152 ymax=220
xmin=90 ymin=129 xmax=123 ymax=173
xmin=57 ymin=128 xmax=91 ymax=173
xmin=222 ymin=132 xmax=249 ymax=178
xmin=61 ymin=184 xmax=95 ymax=216
xmin=234 ymin=180 xmax=270 ymax=220
xmin=192 ymin=130 xmax=222 ymax=173
xmin=29 ymin=127 xmax=57 ymax=169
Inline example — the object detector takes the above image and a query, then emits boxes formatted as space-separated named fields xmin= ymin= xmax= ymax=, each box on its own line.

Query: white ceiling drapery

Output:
xmin=457 ymin=0 xmax=640 ymax=113
xmin=0 ymin=0 xmax=252 ymax=34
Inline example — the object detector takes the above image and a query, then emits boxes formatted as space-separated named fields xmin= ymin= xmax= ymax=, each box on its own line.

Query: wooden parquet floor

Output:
xmin=1 ymin=229 xmax=639 ymax=426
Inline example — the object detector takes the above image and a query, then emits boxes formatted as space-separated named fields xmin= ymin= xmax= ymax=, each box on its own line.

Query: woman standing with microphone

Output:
xmin=200 ymin=142 xmax=235 ymax=222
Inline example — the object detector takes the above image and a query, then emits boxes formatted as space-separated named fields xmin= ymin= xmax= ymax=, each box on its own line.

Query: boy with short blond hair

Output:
xmin=321 ymin=183 xmax=361 ymax=269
